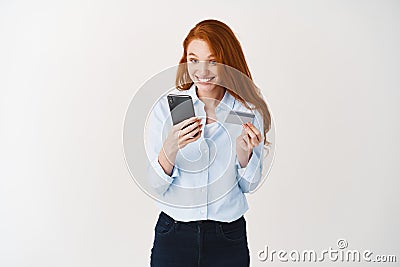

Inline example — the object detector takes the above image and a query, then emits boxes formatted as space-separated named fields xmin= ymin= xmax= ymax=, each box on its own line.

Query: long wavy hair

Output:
xmin=175 ymin=19 xmax=271 ymax=146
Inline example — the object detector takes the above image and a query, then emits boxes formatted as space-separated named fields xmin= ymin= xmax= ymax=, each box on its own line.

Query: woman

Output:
xmin=146 ymin=19 xmax=271 ymax=267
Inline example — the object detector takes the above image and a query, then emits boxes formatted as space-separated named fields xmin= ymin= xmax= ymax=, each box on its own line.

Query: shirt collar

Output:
xmin=185 ymin=83 xmax=235 ymax=111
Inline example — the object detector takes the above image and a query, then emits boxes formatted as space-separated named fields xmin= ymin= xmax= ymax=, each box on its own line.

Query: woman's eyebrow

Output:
xmin=188 ymin=52 xmax=215 ymax=58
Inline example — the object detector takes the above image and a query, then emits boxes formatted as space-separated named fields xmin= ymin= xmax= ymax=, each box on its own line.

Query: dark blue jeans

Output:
xmin=150 ymin=211 xmax=250 ymax=267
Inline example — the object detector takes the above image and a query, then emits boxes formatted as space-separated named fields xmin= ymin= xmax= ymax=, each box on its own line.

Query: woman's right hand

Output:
xmin=165 ymin=116 xmax=202 ymax=152
xmin=158 ymin=117 xmax=202 ymax=175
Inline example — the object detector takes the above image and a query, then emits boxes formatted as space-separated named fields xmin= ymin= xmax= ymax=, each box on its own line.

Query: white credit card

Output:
xmin=224 ymin=110 xmax=255 ymax=125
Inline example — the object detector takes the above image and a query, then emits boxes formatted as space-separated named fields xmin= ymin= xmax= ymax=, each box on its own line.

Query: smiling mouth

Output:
xmin=196 ymin=75 xmax=215 ymax=83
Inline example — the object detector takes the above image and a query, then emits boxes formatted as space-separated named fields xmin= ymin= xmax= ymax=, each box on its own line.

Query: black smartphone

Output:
xmin=167 ymin=94 xmax=199 ymax=137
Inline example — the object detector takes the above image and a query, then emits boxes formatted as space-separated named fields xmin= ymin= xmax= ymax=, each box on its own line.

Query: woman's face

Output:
xmin=186 ymin=39 xmax=221 ymax=94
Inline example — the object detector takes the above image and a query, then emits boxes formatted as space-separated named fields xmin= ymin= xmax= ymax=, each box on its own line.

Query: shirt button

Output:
xmin=201 ymin=188 xmax=205 ymax=192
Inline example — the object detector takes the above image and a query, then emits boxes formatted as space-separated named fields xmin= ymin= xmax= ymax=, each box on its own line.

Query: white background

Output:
xmin=1 ymin=0 xmax=399 ymax=266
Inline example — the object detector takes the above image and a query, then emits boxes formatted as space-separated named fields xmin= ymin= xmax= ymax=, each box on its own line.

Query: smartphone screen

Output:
xmin=167 ymin=94 xmax=198 ymax=137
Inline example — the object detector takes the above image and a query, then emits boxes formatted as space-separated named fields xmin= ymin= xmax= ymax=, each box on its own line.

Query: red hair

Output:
xmin=176 ymin=19 xmax=271 ymax=146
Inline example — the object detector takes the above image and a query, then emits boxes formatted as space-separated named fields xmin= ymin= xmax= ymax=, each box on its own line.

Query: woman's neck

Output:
xmin=196 ymin=86 xmax=226 ymax=109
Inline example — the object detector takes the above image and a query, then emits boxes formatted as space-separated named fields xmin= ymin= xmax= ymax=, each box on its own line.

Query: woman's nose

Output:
xmin=198 ymin=61 xmax=210 ymax=76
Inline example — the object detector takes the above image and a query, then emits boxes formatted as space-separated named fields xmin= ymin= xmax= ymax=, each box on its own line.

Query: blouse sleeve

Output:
xmin=145 ymin=96 xmax=180 ymax=196
xmin=235 ymin=108 xmax=264 ymax=193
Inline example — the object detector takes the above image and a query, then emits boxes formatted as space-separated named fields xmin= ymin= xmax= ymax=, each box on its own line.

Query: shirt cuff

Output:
xmin=235 ymin=151 xmax=260 ymax=183
xmin=150 ymin=158 xmax=180 ymax=183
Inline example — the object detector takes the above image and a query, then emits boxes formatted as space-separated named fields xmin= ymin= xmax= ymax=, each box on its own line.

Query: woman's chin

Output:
xmin=195 ymin=82 xmax=217 ymax=91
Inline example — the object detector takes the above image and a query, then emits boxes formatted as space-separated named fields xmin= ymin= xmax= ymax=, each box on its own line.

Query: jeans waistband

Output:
xmin=160 ymin=211 xmax=244 ymax=230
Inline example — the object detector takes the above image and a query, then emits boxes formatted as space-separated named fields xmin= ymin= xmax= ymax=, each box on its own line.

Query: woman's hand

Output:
xmin=236 ymin=122 xmax=263 ymax=168
xmin=158 ymin=117 xmax=202 ymax=175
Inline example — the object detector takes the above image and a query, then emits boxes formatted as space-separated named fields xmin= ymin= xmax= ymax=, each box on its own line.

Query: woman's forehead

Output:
xmin=187 ymin=39 xmax=215 ymax=58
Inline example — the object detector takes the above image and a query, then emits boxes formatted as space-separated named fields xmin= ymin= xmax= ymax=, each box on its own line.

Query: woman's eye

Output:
xmin=209 ymin=60 xmax=217 ymax=65
xmin=190 ymin=59 xmax=199 ymax=63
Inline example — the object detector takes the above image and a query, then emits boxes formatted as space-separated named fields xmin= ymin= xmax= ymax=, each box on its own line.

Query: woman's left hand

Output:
xmin=236 ymin=122 xmax=263 ymax=168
